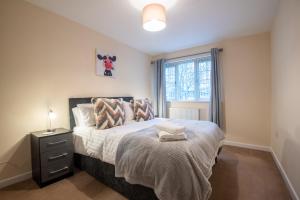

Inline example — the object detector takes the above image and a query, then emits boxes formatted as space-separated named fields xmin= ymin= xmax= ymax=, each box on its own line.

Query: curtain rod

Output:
xmin=151 ymin=48 xmax=223 ymax=64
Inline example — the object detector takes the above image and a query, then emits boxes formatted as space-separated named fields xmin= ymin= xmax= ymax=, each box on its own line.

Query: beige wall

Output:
xmin=154 ymin=32 xmax=271 ymax=146
xmin=0 ymin=0 xmax=151 ymax=181
xmin=271 ymin=0 xmax=300 ymax=197
xmin=0 ymin=0 xmax=275 ymax=185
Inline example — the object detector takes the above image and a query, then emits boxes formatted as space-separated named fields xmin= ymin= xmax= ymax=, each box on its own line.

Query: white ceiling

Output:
xmin=26 ymin=0 xmax=279 ymax=55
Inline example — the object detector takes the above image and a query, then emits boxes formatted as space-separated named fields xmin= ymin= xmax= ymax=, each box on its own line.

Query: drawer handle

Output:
xmin=47 ymin=140 xmax=67 ymax=146
xmin=49 ymin=166 xmax=69 ymax=175
xmin=48 ymin=153 xmax=68 ymax=161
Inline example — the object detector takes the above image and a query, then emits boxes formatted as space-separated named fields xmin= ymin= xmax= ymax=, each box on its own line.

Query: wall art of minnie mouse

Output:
xmin=95 ymin=51 xmax=117 ymax=77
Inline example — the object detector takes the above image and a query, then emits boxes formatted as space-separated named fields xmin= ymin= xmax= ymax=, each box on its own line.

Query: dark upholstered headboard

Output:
xmin=69 ymin=97 xmax=134 ymax=130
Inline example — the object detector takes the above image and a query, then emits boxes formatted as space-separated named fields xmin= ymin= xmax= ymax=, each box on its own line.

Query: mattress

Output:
xmin=73 ymin=118 xmax=167 ymax=163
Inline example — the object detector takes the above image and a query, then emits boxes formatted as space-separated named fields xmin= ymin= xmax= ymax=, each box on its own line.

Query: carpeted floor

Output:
xmin=0 ymin=146 xmax=291 ymax=200
xmin=209 ymin=146 xmax=291 ymax=200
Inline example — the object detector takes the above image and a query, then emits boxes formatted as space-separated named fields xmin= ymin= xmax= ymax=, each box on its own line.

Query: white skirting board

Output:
xmin=223 ymin=140 xmax=271 ymax=151
xmin=224 ymin=140 xmax=299 ymax=200
xmin=0 ymin=171 xmax=32 ymax=189
xmin=270 ymin=149 xmax=299 ymax=200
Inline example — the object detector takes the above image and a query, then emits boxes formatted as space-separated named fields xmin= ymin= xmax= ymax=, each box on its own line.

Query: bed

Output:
xmin=69 ymin=97 xmax=224 ymax=200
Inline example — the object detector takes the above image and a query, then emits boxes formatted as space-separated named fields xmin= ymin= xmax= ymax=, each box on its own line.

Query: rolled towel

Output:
xmin=156 ymin=121 xmax=185 ymax=135
xmin=158 ymin=131 xmax=187 ymax=142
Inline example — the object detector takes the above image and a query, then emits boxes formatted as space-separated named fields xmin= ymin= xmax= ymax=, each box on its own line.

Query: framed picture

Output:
xmin=95 ymin=49 xmax=117 ymax=78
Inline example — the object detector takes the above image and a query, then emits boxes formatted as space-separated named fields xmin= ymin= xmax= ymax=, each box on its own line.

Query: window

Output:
xmin=165 ymin=55 xmax=211 ymax=101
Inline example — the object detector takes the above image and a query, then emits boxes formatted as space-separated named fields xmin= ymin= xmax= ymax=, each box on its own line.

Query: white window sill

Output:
xmin=167 ymin=100 xmax=210 ymax=103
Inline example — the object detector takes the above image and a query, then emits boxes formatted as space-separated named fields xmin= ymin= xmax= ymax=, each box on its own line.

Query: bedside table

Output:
xmin=31 ymin=128 xmax=74 ymax=187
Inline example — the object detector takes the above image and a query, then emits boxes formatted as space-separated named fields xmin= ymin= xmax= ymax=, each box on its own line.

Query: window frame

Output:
xmin=164 ymin=54 xmax=212 ymax=103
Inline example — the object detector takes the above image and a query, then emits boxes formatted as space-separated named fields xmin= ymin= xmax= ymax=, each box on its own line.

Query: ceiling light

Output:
xmin=129 ymin=0 xmax=177 ymax=10
xmin=143 ymin=3 xmax=166 ymax=32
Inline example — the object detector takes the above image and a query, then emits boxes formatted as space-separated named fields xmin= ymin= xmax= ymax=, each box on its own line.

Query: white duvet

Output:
xmin=73 ymin=118 xmax=223 ymax=167
xmin=73 ymin=118 xmax=167 ymax=164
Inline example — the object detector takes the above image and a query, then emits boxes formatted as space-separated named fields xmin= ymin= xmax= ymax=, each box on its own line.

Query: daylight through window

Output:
xmin=165 ymin=55 xmax=211 ymax=101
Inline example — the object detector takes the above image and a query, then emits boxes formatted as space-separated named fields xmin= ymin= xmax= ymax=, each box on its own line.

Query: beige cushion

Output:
xmin=92 ymin=98 xmax=125 ymax=129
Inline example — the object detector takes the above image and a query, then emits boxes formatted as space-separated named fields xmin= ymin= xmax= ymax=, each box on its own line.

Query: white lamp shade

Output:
xmin=48 ymin=110 xmax=56 ymax=120
xmin=143 ymin=4 xmax=166 ymax=32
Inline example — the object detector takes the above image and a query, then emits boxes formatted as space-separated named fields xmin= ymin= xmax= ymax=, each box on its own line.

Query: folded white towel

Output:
xmin=156 ymin=121 xmax=185 ymax=135
xmin=158 ymin=131 xmax=187 ymax=142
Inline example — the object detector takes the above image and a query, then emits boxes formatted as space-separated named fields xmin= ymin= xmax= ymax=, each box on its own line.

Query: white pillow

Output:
xmin=123 ymin=101 xmax=134 ymax=122
xmin=77 ymin=104 xmax=96 ymax=127
xmin=72 ymin=107 xmax=81 ymax=126
xmin=77 ymin=103 xmax=93 ymax=108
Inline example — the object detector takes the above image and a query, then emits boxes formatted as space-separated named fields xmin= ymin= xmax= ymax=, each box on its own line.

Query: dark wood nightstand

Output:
xmin=31 ymin=128 xmax=74 ymax=187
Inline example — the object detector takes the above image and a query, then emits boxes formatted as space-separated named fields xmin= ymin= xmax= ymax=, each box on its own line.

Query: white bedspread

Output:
xmin=73 ymin=118 xmax=167 ymax=163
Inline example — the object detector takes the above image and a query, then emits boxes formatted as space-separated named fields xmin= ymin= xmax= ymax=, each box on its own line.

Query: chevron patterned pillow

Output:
xmin=134 ymin=98 xmax=154 ymax=122
xmin=92 ymin=98 xmax=125 ymax=129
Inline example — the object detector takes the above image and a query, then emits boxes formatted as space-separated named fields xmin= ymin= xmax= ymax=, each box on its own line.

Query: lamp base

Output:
xmin=47 ymin=128 xmax=56 ymax=132
xmin=42 ymin=130 xmax=56 ymax=135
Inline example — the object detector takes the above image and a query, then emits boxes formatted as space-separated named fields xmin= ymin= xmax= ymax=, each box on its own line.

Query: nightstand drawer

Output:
xmin=41 ymin=162 xmax=72 ymax=182
xmin=40 ymin=133 xmax=72 ymax=153
xmin=41 ymin=147 xmax=73 ymax=169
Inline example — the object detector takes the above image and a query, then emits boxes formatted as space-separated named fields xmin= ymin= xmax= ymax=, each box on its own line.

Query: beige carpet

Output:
xmin=209 ymin=146 xmax=291 ymax=200
xmin=0 ymin=146 xmax=291 ymax=200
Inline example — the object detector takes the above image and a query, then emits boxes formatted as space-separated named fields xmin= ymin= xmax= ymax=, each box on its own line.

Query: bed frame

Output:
xmin=69 ymin=97 xmax=159 ymax=200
